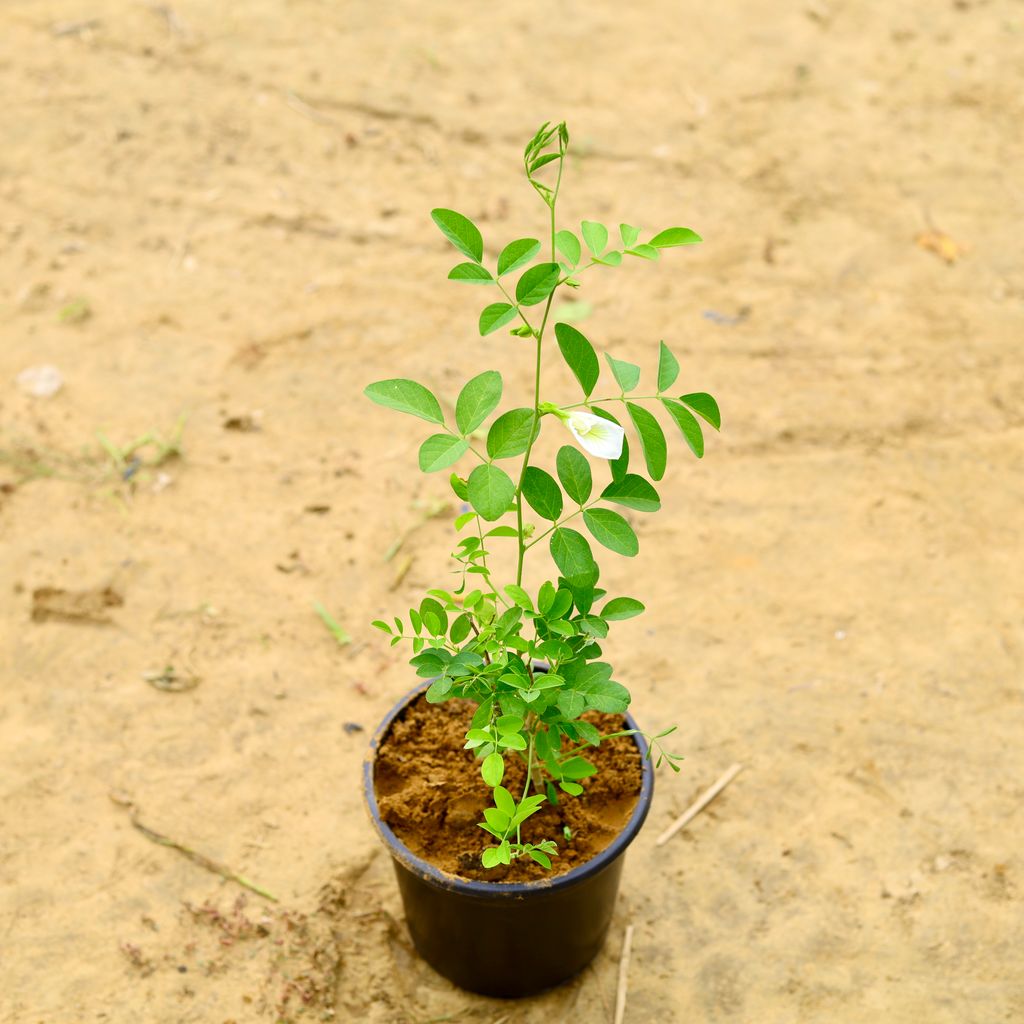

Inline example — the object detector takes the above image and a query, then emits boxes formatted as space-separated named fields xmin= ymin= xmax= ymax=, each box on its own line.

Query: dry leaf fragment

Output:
xmin=915 ymin=230 xmax=966 ymax=265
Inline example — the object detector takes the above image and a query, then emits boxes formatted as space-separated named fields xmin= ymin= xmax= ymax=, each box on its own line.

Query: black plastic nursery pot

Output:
xmin=363 ymin=680 xmax=654 ymax=998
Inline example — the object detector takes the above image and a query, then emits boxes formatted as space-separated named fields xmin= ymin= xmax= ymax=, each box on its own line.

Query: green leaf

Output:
xmin=537 ymin=581 xmax=556 ymax=615
xmin=450 ymin=473 xmax=469 ymax=501
xmin=577 ymin=677 xmax=630 ymax=714
xmin=601 ymin=597 xmax=645 ymax=620
xmin=528 ymin=849 xmax=552 ymax=869
xmin=575 ymin=720 xmax=603 ymax=745
xmin=481 ymin=847 xmax=501 ymax=869
xmin=448 ymin=262 xmax=493 ymax=284
xmin=559 ymin=782 xmax=584 ymax=797
xmin=493 ymin=786 xmax=516 ymax=816
xmin=479 ymin=303 xmax=518 ymax=336
xmin=419 ymin=597 xmax=448 ymax=635
xmin=471 ymin=698 xmax=494 ymax=729
xmin=555 ymin=230 xmax=581 ymax=267
xmin=576 ymin=613 xmax=609 ymax=638
xmin=522 ymin=467 xmax=563 ymax=521
xmin=531 ymin=660 xmax=566 ymax=682
xmin=680 ymin=392 xmax=721 ymax=430
xmin=481 ymin=752 xmax=505 ymax=787
xmin=581 ymin=220 xmax=608 ymax=256
xmin=464 ymin=728 xmax=491 ymax=748
xmin=583 ymin=508 xmax=639 ymax=556
xmin=600 ymin=474 xmax=661 ymax=512
xmin=497 ymin=238 xmax=541 ymax=277
xmin=456 ymin=370 xmax=502 ymax=435
xmin=548 ymin=588 xmax=573 ymax=620
xmin=560 ymin=756 xmax=598 ymax=780
xmin=557 ymin=690 xmax=586 ymax=720
xmin=550 ymin=528 xmax=599 ymax=588
xmin=425 ymin=677 xmax=454 ymax=702
xmin=364 ymin=379 xmax=443 ymax=424
xmin=418 ymin=434 xmax=468 ymax=473
xmin=660 ymin=399 xmax=704 ymax=458
xmin=619 ymin=224 xmax=640 ymax=248
xmin=503 ymin=586 xmax=533 ymax=611
xmin=649 ymin=227 xmax=702 ymax=248
xmin=498 ymin=690 xmax=527 ymax=718
xmin=529 ymin=151 xmax=561 ymax=173
xmin=431 ymin=208 xmax=483 ymax=262
xmin=486 ymin=408 xmax=538 ymax=459
xmin=449 ymin=612 xmax=472 ymax=643
xmin=468 ymin=464 xmax=516 ymax=521
xmin=525 ymin=120 xmax=554 ymax=154
xmin=626 ymin=402 xmax=667 ymax=480
xmin=371 ymin=619 xmax=392 ymax=634
xmin=593 ymin=250 xmax=622 ymax=266
xmin=486 ymin=526 xmax=518 ymax=537
xmin=657 ymin=341 xmax=680 ymax=393
xmin=516 ymin=262 xmax=560 ymax=306
xmin=605 ymin=354 xmax=640 ymax=393
xmin=556 ymin=445 xmax=592 ymax=504
xmin=554 ymin=323 xmax=600 ymax=397
xmin=625 ymin=244 xmax=660 ymax=261
xmin=483 ymin=807 xmax=510 ymax=831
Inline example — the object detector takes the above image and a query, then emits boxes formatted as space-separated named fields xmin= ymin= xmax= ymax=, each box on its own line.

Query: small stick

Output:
xmin=655 ymin=762 xmax=744 ymax=847
xmin=613 ymin=924 xmax=634 ymax=1024
xmin=110 ymin=793 xmax=277 ymax=901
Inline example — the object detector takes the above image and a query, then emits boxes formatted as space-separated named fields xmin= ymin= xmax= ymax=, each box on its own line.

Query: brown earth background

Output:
xmin=2 ymin=1 xmax=1023 ymax=1022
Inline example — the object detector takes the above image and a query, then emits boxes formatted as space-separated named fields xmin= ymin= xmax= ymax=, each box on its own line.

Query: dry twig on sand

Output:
xmin=614 ymin=924 xmax=634 ymax=1024
xmin=655 ymin=763 xmax=744 ymax=847
xmin=110 ymin=792 xmax=277 ymax=901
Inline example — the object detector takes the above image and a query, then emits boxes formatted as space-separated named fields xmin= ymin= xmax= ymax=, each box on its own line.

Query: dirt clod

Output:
xmin=375 ymin=695 xmax=641 ymax=881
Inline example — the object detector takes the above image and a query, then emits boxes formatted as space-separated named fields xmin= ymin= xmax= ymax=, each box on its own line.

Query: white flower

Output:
xmin=565 ymin=411 xmax=625 ymax=460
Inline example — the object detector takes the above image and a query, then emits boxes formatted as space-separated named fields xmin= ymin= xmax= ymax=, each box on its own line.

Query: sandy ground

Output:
xmin=2 ymin=1 xmax=1023 ymax=1021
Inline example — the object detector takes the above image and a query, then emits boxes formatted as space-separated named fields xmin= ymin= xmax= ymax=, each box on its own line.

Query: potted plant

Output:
xmin=362 ymin=120 xmax=719 ymax=997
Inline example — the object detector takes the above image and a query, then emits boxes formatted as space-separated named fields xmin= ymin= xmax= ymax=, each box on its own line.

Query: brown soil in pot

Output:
xmin=374 ymin=694 xmax=643 ymax=882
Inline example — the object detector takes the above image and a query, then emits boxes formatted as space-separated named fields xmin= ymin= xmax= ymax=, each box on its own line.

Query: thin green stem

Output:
xmin=477 ymin=524 xmax=512 ymax=610
xmin=494 ymin=279 xmax=539 ymax=339
xmin=516 ymin=734 xmax=536 ymax=845
xmin=512 ymin=143 xmax=566 ymax=587
xmin=554 ymin=730 xmax=634 ymax=762
xmin=442 ymin=425 xmax=488 ymax=462
xmin=514 ymin=333 xmax=543 ymax=586
xmin=523 ymin=499 xmax=597 ymax=550
xmin=562 ymin=395 xmax=661 ymax=410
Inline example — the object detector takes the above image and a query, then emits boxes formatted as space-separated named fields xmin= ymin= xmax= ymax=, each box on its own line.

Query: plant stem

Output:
xmin=523 ymin=499 xmax=597 ymax=550
xmin=516 ymin=733 xmax=536 ymax=845
xmin=562 ymin=395 xmax=662 ymax=410
xmin=513 ymin=145 xmax=566 ymax=587
xmin=495 ymin=279 xmax=537 ymax=336
xmin=442 ymin=425 xmax=488 ymax=462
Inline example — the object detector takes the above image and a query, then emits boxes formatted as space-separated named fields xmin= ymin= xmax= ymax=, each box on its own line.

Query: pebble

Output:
xmin=16 ymin=364 xmax=63 ymax=398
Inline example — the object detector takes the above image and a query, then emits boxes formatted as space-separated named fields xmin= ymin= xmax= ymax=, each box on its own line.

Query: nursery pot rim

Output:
xmin=364 ymin=675 xmax=654 ymax=898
